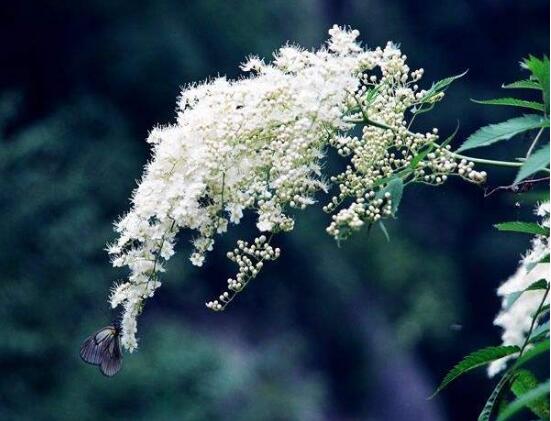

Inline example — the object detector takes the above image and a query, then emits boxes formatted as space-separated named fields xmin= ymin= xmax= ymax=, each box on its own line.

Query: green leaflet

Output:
xmin=472 ymin=97 xmax=545 ymax=112
xmin=420 ymin=70 xmax=468 ymax=104
xmin=497 ymin=380 xmax=550 ymax=421
xmin=430 ymin=345 xmax=520 ymax=398
xmin=503 ymin=279 xmax=549 ymax=310
xmin=522 ymin=55 xmax=550 ymax=113
xmin=377 ymin=177 xmax=404 ymax=215
xmin=494 ymin=221 xmax=549 ymax=236
xmin=539 ymin=304 xmax=550 ymax=319
xmin=478 ymin=371 xmax=515 ymax=421
xmin=514 ymin=144 xmax=551 ymax=184
xmin=378 ymin=220 xmax=390 ymax=242
xmin=502 ymin=79 xmax=542 ymax=90
xmin=526 ymin=253 xmax=550 ymax=273
xmin=528 ymin=320 xmax=550 ymax=344
xmin=409 ymin=145 xmax=433 ymax=169
xmin=513 ymin=339 xmax=550 ymax=370
xmin=510 ymin=370 xmax=550 ymax=419
xmin=458 ymin=114 xmax=549 ymax=152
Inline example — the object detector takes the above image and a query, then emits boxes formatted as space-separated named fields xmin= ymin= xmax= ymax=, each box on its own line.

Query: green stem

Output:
xmin=519 ymin=284 xmax=550 ymax=357
xmin=449 ymin=152 xmax=524 ymax=168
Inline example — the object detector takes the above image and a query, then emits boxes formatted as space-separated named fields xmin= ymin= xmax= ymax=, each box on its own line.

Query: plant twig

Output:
xmin=484 ymin=177 xmax=550 ymax=197
xmin=518 ymin=283 xmax=550 ymax=357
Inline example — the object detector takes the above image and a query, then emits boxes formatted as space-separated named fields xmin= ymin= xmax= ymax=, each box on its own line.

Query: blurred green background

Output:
xmin=0 ymin=1 xmax=549 ymax=420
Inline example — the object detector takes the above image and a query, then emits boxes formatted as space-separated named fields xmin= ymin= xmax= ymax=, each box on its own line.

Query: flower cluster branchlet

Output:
xmin=206 ymin=235 xmax=281 ymax=311
xmin=321 ymin=44 xmax=486 ymax=241
xmin=107 ymin=25 xmax=484 ymax=351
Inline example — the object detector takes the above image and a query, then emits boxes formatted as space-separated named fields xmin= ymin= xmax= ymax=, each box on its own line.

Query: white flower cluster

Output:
xmin=321 ymin=47 xmax=485 ymax=241
xmin=488 ymin=202 xmax=550 ymax=377
xmin=206 ymin=235 xmax=280 ymax=310
xmin=107 ymin=26 xmax=482 ymax=351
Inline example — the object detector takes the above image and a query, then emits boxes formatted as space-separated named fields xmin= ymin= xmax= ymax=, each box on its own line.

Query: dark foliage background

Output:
xmin=0 ymin=1 xmax=548 ymax=420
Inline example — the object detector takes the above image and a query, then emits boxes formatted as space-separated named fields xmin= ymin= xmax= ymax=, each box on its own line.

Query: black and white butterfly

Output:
xmin=80 ymin=325 xmax=123 ymax=377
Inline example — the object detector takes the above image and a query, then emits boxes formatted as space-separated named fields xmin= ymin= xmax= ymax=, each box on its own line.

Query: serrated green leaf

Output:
xmin=430 ymin=345 xmax=520 ymax=397
xmin=369 ymin=167 xmax=413 ymax=190
xmin=410 ymin=145 xmax=433 ymax=169
xmin=502 ymin=79 xmax=542 ymax=90
xmin=421 ymin=70 xmax=468 ymax=103
xmin=526 ymin=279 xmax=549 ymax=291
xmin=522 ymin=56 xmax=550 ymax=113
xmin=515 ymin=144 xmax=551 ymax=184
xmin=458 ymin=115 xmax=550 ymax=152
xmin=411 ymin=101 xmax=436 ymax=116
xmin=364 ymin=85 xmax=383 ymax=105
xmin=472 ymin=98 xmax=545 ymax=112
xmin=513 ymin=339 xmax=549 ymax=369
xmin=510 ymin=370 xmax=550 ymax=419
xmin=494 ymin=221 xmax=549 ymax=236
xmin=504 ymin=279 xmax=549 ymax=310
xmin=440 ymin=123 xmax=460 ymax=149
xmin=478 ymin=371 xmax=516 ymax=421
xmin=528 ymin=321 xmax=550 ymax=344
xmin=526 ymin=253 xmax=550 ymax=273
xmin=497 ymin=380 xmax=550 ymax=421
xmin=376 ymin=177 xmax=404 ymax=215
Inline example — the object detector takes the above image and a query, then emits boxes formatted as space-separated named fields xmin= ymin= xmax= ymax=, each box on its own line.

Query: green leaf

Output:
xmin=440 ymin=122 xmax=460 ymax=149
xmin=364 ymin=85 xmax=383 ymax=106
xmin=410 ymin=101 xmax=435 ymax=116
xmin=478 ymin=372 xmax=515 ymax=421
xmin=472 ymin=98 xmax=545 ymax=112
xmin=510 ymin=370 xmax=550 ymax=419
xmin=504 ymin=279 xmax=549 ymax=310
xmin=514 ymin=144 xmax=551 ymax=184
xmin=494 ymin=221 xmax=549 ymax=236
xmin=410 ymin=145 xmax=433 ymax=169
xmin=376 ymin=177 xmax=404 ymax=215
xmin=458 ymin=114 xmax=549 ymax=152
xmin=522 ymin=56 xmax=550 ymax=113
xmin=430 ymin=345 xmax=520 ymax=397
xmin=421 ymin=70 xmax=468 ymax=103
xmin=513 ymin=339 xmax=549 ymax=370
xmin=528 ymin=320 xmax=550 ymax=344
xmin=526 ymin=254 xmax=550 ymax=273
xmin=525 ymin=279 xmax=548 ymax=291
xmin=378 ymin=220 xmax=390 ymax=242
xmin=497 ymin=380 xmax=550 ymax=421
xmin=502 ymin=79 xmax=542 ymax=90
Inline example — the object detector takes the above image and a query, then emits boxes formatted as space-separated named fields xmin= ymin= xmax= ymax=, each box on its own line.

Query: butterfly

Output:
xmin=80 ymin=324 xmax=123 ymax=377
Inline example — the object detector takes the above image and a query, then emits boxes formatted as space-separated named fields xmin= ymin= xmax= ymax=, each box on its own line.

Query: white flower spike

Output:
xmin=107 ymin=26 xmax=483 ymax=351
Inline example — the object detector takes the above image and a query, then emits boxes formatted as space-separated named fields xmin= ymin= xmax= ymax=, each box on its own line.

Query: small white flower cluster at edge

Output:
xmin=488 ymin=201 xmax=550 ymax=377
xmin=107 ymin=25 xmax=484 ymax=351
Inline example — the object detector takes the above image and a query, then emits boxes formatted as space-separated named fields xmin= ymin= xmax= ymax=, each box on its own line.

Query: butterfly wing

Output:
xmin=99 ymin=335 xmax=122 ymax=377
xmin=79 ymin=326 xmax=116 ymax=366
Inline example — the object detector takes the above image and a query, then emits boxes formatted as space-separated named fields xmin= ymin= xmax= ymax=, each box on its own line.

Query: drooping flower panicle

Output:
xmin=108 ymin=26 xmax=484 ymax=351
